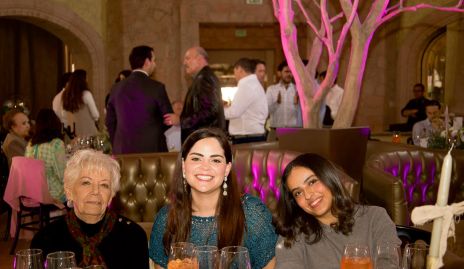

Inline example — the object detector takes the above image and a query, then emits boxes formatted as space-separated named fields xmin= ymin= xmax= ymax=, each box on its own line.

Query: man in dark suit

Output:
xmin=106 ymin=45 xmax=172 ymax=154
xmin=164 ymin=46 xmax=226 ymax=142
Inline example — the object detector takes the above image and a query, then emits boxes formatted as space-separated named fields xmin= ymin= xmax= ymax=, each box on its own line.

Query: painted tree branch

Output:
xmin=273 ymin=0 xmax=464 ymax=128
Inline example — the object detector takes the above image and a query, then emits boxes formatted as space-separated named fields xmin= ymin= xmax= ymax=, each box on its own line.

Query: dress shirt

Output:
xmin=224 ymin=74 xmax=268 ymax=135
xmin=266 ymin=81 xmax=299 ymax=128
xmin=325 ymin=84 xmax=344 ymax=119
xmin=412 ymin=118 xmax=440 ymax=145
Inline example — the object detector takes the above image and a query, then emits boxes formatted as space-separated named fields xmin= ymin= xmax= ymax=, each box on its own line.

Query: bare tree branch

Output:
xmin=330 ymin=12 xmax=344 ymax=23
xmin=320 ymin=0 xmax=335 ymax=55
xmin=380 ymin=2 xmax=464 ymax=26
xmin=272 ymin=0 xmax=279 ymax=19
xmin=364 ymin=0 xmax=389 ymax=30
xmin=335 ymin=0 xmax=359 ymax=56
xmin=295 ymin=0 xmax=324 ymax=40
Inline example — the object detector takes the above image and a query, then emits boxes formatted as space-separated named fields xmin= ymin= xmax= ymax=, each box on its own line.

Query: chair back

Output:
xmin=3 ymin=156 xmax=57 ymax=211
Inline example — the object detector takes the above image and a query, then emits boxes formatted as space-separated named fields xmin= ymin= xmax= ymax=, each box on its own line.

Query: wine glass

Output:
xmin=340 ymin=243 xmax=373 ymax=269
xmin=14 ymin=249 xmax=44 ymax=269
xmin=167 ymin=242 xmax=197 ymax=269
xmin=219 ymin=246 xmax=251 ymax=269
xmin=401 ymin=243 xmax=428 ymax=269
xmin=46 ymin=251 xmax=77 ymax=269
xmin=195 ymin=245 xmax=218 ymax=269
xmin=375 ymin=242 xmax=401 ymax=269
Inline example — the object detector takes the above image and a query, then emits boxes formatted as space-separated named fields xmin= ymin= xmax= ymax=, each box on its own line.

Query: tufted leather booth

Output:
xmin=363 ymin=148 xmax=464 ymax=225
xmin=111 ymin=148 xmax=360 ymax=226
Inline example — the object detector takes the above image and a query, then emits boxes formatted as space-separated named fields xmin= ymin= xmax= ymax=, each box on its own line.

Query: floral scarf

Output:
xmin=65 ymin=209 xmax=117 ymax=267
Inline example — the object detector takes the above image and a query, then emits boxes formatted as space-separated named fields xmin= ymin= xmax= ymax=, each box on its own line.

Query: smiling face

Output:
xmin=286 ymin=166 xmax=337 ymax=225
xmin=182 ymin=137 xmax=232 ymax=199
xmin=65 ymin=167 xmax=114 ymax=224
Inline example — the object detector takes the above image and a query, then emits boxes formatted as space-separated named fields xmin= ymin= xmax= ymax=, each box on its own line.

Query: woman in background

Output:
xmin=25 ymin=108 xmax=66 ymax=202
xmin=1 ymin=109 xmax=30 ymax=167
xmin=149 ymin=128 xmax=277 ymax=269
xmin=273 ymin=153 xmax=400 ymax=269
xmin=62 ymin=69 xmax=100 ymax=137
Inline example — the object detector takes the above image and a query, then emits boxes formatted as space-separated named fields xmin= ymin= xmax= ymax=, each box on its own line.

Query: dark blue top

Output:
xmin=149 ymin=194 xmax=277 ymax=269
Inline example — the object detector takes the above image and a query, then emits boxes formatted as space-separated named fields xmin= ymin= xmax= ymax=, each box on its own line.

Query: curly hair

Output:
xmin=273 ymin=153 xmax=355 ymax=248
xmin=162 ymin=128 xmax=245 ymax=254
xmin=62 ymin=69 xmax=88 ymax=113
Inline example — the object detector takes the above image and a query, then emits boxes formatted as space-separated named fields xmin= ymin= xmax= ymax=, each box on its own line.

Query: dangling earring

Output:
xmin=183 ymin=171 xmax=187 ymax=191
xmin=222 ymin=176 xmax=228 ymax=196
xmin=67 ymin=200 xmax=73 ymax=208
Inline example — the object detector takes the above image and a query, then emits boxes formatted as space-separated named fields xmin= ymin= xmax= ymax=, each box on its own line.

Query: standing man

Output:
xmin=401 ymin=83 xmax=429 ymax=131
xmin=412 ymin=99 xmax=443 ymax=146
xmin=225 ymin=58 xmax=268 ymax=144
xmin=106 ymin=45 xmax=172 ymax=154
xmin=252 ymin=59 xmax=267 ymax=88
xmin=164 ymin=46 xmax=226 ymax=142
xmin=266 ymin=60 xmax=300 ymax=128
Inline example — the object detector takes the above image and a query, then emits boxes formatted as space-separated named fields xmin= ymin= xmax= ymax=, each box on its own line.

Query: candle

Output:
xmin=428 ymin=146 xmax=453 ymax=268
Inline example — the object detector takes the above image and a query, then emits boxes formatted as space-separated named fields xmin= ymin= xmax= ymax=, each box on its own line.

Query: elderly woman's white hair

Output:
xmin=64 ymin=149 xmax=120 ymax=195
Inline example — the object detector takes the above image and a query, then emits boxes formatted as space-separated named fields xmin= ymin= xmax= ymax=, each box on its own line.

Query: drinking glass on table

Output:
xmin=375 ymin=242 xmax=401 ymax=269
xmin=45 ymin=251 xmax=77 ymax=269
xmin=167 ymin=242 xmax=197 ymax=269
xmin=340 ymin=243 xmax=373 ymax=269
xmin=401 ymin=243 xmax=428 ymax=269
xmin=14 ymin=249 xmax=44 ymax=269
xmin=219 ymin=246 xmax=251 ymax=269
xmin=195 ymin=245 xmax=218 ymax=269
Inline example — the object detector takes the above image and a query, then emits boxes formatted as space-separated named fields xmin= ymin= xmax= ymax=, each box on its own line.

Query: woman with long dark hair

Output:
xmin=25 ymin=108 xmax=66 ymax=202
xmin=61 ymin=69 xmax=99 ymax=137
xmin=273 ymin=153 xmax=400 ymax=269
xmin=149 ymin=128 xmax=277 ymax=269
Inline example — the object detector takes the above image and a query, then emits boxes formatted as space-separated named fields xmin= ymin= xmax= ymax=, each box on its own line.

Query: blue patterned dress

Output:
xmin=149 ymin=194 xmax=277 ymax=269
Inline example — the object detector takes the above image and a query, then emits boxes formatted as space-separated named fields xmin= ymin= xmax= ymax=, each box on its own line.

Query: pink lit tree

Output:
xmin=272 ymin=0 xmax=464 ymax=128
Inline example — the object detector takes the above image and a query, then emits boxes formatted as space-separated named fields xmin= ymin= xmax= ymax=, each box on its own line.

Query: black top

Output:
xmin=401 ymin=96 xmax=428 ymax=130
xmin=180 ymin=66 xmax=226 ymax=142
xmin=30 ymin=214 xmax=149 ymax=269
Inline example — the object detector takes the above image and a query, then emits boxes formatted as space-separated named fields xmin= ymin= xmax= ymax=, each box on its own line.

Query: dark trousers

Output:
xmin=230 ymin=134 xmax=267 ymax=144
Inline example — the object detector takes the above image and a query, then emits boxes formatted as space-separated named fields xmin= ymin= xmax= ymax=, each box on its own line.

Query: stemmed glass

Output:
xmin=167 ymin=242 xmax=197 ymax=269
xmin=195 ymin=245 xmax=218 ymax=269
xmin=14 ymin=249 xmax=45 ymax=269
xmin=375 ymin=242 xmax=401 ymax=269
xmin=401 ymin=243 xmax=429 ymax=269
xmin=340 ymin=243 xmax=373 ymax=269
xmin=219 ymin=246 xmax=251 ymax=269
xmin=45 ymin=251 xmax=77 ymax=269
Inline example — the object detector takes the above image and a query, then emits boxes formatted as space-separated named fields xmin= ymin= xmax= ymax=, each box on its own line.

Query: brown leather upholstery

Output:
xmin=363 ymin=148 xmax=464 ymax=225
xmin=112 ymin=148 xmax=360 ymax=224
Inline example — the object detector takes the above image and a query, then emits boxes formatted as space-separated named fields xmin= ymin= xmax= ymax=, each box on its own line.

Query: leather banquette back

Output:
xmin=112 ymin=148 xmax=360 ymax=223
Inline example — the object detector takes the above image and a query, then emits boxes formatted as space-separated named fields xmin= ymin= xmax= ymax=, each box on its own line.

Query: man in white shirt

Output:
xmin=224 ymin=58 xmax=268 ymax=144
xmin=412 ymin=99 xmax=443 ymax=146
xmin=318 ymin=71 xmax=344 ymax=127
xmin=266 ymin=60 xmax=300 ymax=130
xmin=252 ymin=59 xmax=267 ymax=88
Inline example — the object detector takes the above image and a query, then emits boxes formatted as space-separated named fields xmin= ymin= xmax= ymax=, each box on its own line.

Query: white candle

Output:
xmin=428 ymin=147 xmax=453 ymax=266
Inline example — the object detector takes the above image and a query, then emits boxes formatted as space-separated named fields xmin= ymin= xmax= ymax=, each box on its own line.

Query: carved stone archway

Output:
xmin=0 ymin=0 xmax=106 ymax=109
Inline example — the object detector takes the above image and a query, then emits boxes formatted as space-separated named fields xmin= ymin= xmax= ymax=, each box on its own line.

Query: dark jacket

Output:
xmin=180 ymin=66 xmax=226 ymax=142
xmin=106 ymin=71 xmax=172 ymax=154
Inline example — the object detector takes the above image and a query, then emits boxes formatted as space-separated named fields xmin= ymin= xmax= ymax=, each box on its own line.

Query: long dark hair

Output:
xmin=62 ymin=69 xmax=88 ymax=112
xmin=162 ymin=128 xmax=245 ymax=253
xmin=30 ymin=108 xmax=63 ymax=145
xmin=274 ymin=153 xmax=355 ymax=247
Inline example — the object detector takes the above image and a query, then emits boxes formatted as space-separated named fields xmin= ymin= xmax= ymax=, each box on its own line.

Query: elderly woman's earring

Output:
xmin=67 ymin=200 xmax=73 ymax=208
xmin=223 ymin=176 xmax=228 ymax=196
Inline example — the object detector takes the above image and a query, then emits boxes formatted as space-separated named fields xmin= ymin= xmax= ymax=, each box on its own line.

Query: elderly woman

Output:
xmin=273 ymin=153 xmax=400 ymax=269
xmin=31 ymin=149 xmax=148 ymax=269
xmin=149 ymin=128 xmax=277 ymax=269
xmin=1 ymin=108 xmax=31 ymax=167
